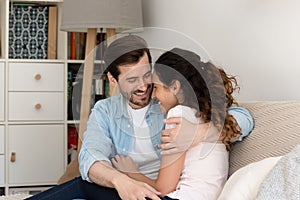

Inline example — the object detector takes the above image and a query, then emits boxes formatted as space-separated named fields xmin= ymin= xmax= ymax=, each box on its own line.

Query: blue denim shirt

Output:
xmin=228 ymin=106 xmax=254 ymax=141
xmin=79 ymin=94 xmax=254 ymax=181
xmin=79 ymin=94 xmax=165 ymax=181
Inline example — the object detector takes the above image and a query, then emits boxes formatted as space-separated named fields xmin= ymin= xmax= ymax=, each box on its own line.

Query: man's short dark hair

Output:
xmin=104 ymin=35 xmax=152 ymax=80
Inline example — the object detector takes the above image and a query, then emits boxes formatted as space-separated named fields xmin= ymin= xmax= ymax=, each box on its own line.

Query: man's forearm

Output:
xmin=88 ymin=160 xmax=127 ymax=188
xmin=89 ymin=161 xmax=161 ymax=200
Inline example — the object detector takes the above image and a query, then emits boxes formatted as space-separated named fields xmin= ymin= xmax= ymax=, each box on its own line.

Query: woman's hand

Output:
xmin=112 ymin=155 xmax=139 ymax=174
xmin=159 ymin=117 xmax=211 ymax=155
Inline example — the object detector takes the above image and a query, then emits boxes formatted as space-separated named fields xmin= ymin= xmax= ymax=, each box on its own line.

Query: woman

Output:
xmin=112 ymin=48 xmax=241 ymax=200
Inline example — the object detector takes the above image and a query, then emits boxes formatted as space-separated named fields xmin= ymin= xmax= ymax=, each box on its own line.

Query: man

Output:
xmin=79 ymin=35 xmax=164 ymax=199
xmin=79 ymin=35 xmax=253 ymax=199
xmin=27 ymin=35 xmax=253 ymax=200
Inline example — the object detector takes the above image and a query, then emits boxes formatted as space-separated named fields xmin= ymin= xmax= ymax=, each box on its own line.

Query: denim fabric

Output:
xmin=25 ymin=177 xmax=85 ymax=200
xmin=79 ymin=94 xmax=165 ymax=181
xmin=25 ymin=177 xmax=177 ymax=200
xmin=228 ymin=106 xmax=254 ymax=141
xmin=25 ymin=177 xmax=122 ymax=200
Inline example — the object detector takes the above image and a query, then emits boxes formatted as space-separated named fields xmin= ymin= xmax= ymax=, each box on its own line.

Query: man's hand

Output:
xmin=89 ymin=161 xmax=160 ymax=199
xmin=159 ymin=117 xmax=216 ymax=155
xmin=113 ymin=173 xmax=161 ymax=200
xmin=112 ymin=155 xmax=139 ymax=174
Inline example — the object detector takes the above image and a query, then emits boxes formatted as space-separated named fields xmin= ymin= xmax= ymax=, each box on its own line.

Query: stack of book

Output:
xmin=8 ymin=3 xmax=57 ymax=59
xmin=68 ymin=32 xmax=106 ymax=60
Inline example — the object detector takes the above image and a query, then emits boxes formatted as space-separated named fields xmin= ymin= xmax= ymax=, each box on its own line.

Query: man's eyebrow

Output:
xmin=143 ymin=70 xmax=152 ymax=77
xmin=125 ymin=76 xmax=138 ymax=81
xmin=125 ymin=70 xmax=152 ymax=80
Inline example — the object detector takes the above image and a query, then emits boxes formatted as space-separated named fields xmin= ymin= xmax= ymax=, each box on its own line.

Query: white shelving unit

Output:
xmin=0 ymin=0 xmax=68 ymax=195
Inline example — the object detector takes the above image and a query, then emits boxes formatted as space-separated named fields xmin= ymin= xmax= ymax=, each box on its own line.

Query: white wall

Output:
xmin=141 ymin=0 xmax=300 ymax=101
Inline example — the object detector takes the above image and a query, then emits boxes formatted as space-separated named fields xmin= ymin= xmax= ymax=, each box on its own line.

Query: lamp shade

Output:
xmin=60 ymin=0 xmax=143 ymax=32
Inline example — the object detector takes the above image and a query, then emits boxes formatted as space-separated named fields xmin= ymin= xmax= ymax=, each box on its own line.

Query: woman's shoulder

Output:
xmin=167 ymin=105 xmax=200 ymax=124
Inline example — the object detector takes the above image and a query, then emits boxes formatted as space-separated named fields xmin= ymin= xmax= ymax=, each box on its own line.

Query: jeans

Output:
xmin=25 ymin=177 xmax=176 ymax=200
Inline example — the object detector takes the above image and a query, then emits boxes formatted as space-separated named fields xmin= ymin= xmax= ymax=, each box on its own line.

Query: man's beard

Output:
xmin=128 ymin=84 xmax=153 ymax=108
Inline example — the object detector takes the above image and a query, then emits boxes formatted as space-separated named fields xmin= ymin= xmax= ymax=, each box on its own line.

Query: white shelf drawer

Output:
xmin=0 ymin=155 xmax=4 ymax=185
xmin=8 ymin=92 xmax=64 ymax=121
xmin=8 ymin=62 xmax=64 ymax=92
xmin=8 ymin=125 xmax=65 ymax=184
xmin=0 ymin=63 xmax=4 ymax=121
xmin=0 ymin=126 xmax=4 ymax=154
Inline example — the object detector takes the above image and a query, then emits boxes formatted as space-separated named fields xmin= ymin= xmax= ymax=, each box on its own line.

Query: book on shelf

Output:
xmin=8 ymin=3 xmax=58 ymax=59
xmin=68 ymin=32 xmax=106 ymax=60
xmin=66 ymin=31 xmax=109 ymax=120
xmin=69 ymin=32 xmax=76 ymax=60
xmin=67 ymin=63 xmax=110 ymax=121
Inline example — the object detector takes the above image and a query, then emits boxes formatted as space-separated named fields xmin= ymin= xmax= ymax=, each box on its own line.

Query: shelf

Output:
xmin=7 ymin=59 xmax=65 ymax=63
xmin=11 ymin=0 xmax=63 ymax=3
xmin=0 ymin=0 xmax=67 ymax=195
xmin=67 ymin=59 xmax=104 ymax=64
xmin=0 ymin=0 xmax=111 ymax=194
xmin=67 ymin=120 xmax=79 ymax=124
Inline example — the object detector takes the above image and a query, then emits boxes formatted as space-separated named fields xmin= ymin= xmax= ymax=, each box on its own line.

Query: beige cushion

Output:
xmin=229 ymin=101 xmax=300 ymax=176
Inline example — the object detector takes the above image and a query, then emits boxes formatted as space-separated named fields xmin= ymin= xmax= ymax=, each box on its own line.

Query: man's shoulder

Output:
xmin=95 ymin=95 xmax=121 ymax=105
xmin=93 ymin=95 xmax=123 ymax=111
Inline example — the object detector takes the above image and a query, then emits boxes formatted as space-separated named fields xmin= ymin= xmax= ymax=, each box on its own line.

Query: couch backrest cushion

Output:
xmin=229 ymin=101 xmax=300 ymax=176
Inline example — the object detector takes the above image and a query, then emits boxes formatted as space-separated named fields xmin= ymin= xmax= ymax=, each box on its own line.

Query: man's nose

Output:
xmin=137 ymin=77 xmax=149 ymax=88
xmin=137 ymin=83 xmax=148 ymax=91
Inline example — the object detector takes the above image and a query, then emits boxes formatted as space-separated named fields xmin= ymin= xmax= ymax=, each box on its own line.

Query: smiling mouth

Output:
xmin=133 ymin=90 xmax=148 ymax=99
xmin=132 ymin=85 xmax=152 ymax=99
xmin=134 ymin=90 xmax=147 ymax=96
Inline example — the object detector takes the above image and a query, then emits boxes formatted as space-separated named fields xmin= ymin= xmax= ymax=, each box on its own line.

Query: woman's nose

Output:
xmin=151 ymin=90 xmax=156 ymax=99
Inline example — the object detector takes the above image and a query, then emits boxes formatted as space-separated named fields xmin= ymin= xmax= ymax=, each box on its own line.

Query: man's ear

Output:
xmin=107 ymin=72 xmax=119 ymax=96
xmin=107 ymin=72 xmax=117 ymax=86
xmin=170 ymin=80 xmax=181 ymax=95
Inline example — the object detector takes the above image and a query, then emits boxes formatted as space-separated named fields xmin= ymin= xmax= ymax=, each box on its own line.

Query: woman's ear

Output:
xmin=170 ymin=80 xmax=181 ymax=95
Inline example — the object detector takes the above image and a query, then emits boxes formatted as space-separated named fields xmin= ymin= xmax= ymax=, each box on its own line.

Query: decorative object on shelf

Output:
xmin=67 ymin=125 xmax=78 ymax=163
xmin=58 ymin=0 xmax=143 ymax=184
xmin=8 ymin=3 xmax=57 ymax=59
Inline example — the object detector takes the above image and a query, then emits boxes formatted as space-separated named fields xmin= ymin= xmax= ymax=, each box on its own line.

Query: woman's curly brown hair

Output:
xmin=154 ymin=48 xmax=241 ymax=151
